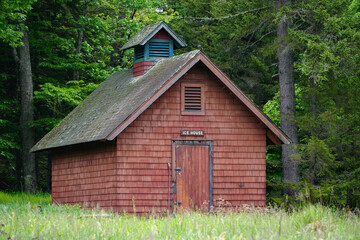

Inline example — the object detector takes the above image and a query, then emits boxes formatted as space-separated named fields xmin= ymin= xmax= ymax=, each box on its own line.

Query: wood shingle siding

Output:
xmin=115 ymin=63 xmax=267 ymax=212
xmin=52 ymin=141 xmax=117 ymax=209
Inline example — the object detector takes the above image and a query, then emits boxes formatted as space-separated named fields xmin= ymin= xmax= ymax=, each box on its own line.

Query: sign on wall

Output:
xmin=180 ymin=130 xmax=204 ymax=136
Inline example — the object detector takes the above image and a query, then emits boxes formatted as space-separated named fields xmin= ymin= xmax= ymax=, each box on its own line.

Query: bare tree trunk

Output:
xmin=277 ymin=0 xmax=300 ymax=196
xmin=14 ymin=29 xmax=37 ymax=193
xmin=73 ymin=0 xmax=90 ymax=81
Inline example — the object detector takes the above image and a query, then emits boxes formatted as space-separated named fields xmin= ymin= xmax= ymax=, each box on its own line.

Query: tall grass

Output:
xmin=0 ymin=192 xmax=51 ymax=204
xmin=0 ymin=192 xmax=359 ymax=239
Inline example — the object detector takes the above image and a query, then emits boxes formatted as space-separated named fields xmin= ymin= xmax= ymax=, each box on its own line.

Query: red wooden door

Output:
xmin=175 ymin=145 xmax=210 ymax=211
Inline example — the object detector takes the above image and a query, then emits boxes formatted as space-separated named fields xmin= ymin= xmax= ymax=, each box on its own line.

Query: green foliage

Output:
xmin=0 ymin=100 xmax=20 ymax=160
xmin=298 ymin=137 xmax=335 ymax=180
xmin=32 ymin=81 xmax=99 ymax=131
xmin=35 ymin=81 xmax=98 ymax=115
xmin=261 ymin=0 xmax=360 ymax=208
xmin=0 ymin=0 xmax=36 ymax=46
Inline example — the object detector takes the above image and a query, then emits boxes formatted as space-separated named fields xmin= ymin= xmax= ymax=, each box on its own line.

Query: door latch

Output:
xmin=175 ymin=167 xmax=181 ymax=178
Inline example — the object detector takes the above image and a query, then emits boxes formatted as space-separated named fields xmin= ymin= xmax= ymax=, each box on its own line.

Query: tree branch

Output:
xmin=243 ymin=30 xmax=276 ymax=52
xmin=130 ymin=9 xmax=136 ymax=19
xmin=199 ymin=0 xmax=227 ymax=4
xmin=185 ymin=6 xmax=271 ymax=21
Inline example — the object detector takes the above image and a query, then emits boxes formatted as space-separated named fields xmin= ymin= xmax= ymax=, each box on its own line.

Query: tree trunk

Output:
xmin=73 ymin=0 xmax=89 ymax=81
xmin=309 ymin=77 xmax=317 ymax=185
xmin=73 ymin=28 xmax=84 ymax=81
xmin=16 ymin=29 xmax=37 ymax=193
xmin=277 ymin=0 xmax=300 ymax=196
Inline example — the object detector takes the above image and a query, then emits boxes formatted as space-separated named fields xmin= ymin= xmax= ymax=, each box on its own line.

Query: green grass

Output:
xmin=0 ymin=192 xmax=51 ymax=205
xmin=0 ymin=192 xmax=359 ymax=239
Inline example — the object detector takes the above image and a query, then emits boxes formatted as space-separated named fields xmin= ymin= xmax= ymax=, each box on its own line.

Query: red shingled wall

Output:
xmin=115 ymin=62 xmax=266 ymax=213
xmin=51 ymin=62 xmax=267 ymax=213
xmin=52 ymin=140 xmax=117 ymax=210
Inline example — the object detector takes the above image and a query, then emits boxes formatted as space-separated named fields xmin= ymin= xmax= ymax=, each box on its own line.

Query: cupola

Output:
xmin=121 ymin=22 xmax=187 ymax=77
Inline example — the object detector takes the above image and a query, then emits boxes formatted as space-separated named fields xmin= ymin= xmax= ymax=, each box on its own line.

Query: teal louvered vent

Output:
xmin=134 ymin=45 xmax=145 ymax=62
xmin=133 ymin=39 xmax=174 ymax=63
xmin=149 ymin=40 xmax=170 ymax=58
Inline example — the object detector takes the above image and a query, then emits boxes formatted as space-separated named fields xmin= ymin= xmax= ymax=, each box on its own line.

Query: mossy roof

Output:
xmin=120 ymin=22 xmax=187 ymax=50
xmin=32 ymin=50 xmax=291 ymax=152
xmin=31 ymin=50 xmax=200 ymax=152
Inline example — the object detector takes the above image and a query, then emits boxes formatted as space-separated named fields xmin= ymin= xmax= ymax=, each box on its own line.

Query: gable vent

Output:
xmin=184 ymin=86 xmax=202 ymax=111
xmin=149 ymin=40 xmax=170 ymax=58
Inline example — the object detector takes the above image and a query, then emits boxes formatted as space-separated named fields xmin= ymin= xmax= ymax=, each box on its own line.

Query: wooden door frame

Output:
xmin=171 ymin=139 xmax=213 ymax=211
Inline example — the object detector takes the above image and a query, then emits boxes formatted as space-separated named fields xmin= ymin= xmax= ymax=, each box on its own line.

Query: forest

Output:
xmin=0 ymin=0 xmax=359 ymax=208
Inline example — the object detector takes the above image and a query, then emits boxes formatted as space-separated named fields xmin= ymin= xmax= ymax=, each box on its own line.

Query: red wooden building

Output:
xmin=32 ymin=22 xmax=290 ymax=213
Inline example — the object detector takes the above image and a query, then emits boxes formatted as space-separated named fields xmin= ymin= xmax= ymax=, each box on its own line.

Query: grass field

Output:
xmin=0 ymin=192 xmax=359 ymax=239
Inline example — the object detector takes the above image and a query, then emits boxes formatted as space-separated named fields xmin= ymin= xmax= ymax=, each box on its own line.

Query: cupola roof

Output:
xmin=120 ymin=21 xmax=187 ymax=51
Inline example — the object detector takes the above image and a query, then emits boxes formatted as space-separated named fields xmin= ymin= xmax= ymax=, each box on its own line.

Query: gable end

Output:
xmin=106 ymin=51 xmax=291 ymax=145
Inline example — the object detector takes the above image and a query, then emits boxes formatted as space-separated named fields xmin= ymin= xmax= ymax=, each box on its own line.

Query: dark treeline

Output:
xmin=1 ymin=0 xmax=359 ymax=208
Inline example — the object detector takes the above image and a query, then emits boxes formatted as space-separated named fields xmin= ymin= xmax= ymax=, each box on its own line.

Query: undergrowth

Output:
xmin=0 ymin=192 xmax=359 ymax=239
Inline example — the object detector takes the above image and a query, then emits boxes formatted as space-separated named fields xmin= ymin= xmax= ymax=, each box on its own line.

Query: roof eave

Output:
xmin=30 ymin=137 xmax=108 ymax=153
